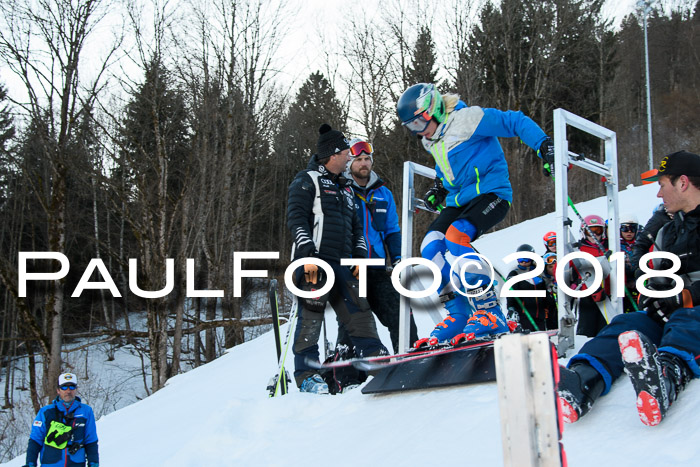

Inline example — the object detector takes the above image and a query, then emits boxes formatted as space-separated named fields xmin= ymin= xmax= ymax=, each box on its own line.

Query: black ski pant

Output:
xmin=292 ymin=261 xmax=387 ymax=387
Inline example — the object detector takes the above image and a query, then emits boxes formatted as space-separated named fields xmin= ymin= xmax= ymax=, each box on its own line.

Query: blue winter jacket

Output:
xmin=27 ymin=396 xmax=99 ymax=467
xmin=421 ymin=101 xmax=548 ymax=206
xmin=343 ymin=170 xmax=401 ymax=266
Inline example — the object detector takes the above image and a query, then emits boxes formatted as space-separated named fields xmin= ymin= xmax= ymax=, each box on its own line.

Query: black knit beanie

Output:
xmin=316 ymin=123 xmax=349 ymax=159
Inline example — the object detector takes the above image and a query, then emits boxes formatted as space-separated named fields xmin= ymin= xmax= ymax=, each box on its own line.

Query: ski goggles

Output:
xmin=620 ymin=224 xmax=638 ymax=233
xmin=517 ymin=258 xmax=533 ymax=264
xmin=402 ymin=111 xmax=432 ymax=133
xmin=350 ymin=141 xmax=373 ymax=157
xmin=546 ymin=239 xmax=556 ymax=248
xmin=59 ymin=384 xmax=77 ymax=391
xmin=544 ymin=255 xmax=557 ymax=265
xmin=587 ymin=226 xmax=604 ymax=235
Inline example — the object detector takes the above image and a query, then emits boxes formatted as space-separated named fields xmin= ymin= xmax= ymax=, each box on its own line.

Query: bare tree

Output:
xmin=0 ymin=0 xmax=121 ymax=400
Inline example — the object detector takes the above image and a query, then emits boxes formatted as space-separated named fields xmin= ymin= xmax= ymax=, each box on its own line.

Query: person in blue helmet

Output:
xmin=24 ymin=373 xmax=99 ymax=467
xmin=396 ymin=83 xmax=554 ymax=347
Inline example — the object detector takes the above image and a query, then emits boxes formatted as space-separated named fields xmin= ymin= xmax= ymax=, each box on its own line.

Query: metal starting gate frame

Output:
xmin=396 ymin=108 xmax=622 ymax=355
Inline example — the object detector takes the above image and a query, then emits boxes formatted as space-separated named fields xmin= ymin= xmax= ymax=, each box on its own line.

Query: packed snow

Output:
xmin=4 ymin=182 xmax=700 ymax=467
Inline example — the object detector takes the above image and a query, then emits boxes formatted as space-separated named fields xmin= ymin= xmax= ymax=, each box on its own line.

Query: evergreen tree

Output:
xmin=0 ymin=84 xmax=15 ymax=204
xmin=461 ymin=0 xmax=612 ymax=224
xmin=273 ymin=71 xmax=346 ymax=172
xmin=406 ymin=26 xmax=439 ymax=87
xmin=117 ymin=55 xmax=192 ymax=390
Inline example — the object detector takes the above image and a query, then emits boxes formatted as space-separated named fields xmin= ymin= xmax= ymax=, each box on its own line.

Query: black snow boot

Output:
xmin=557 ymin=362 xmax=605 ymax=423
xmin=619 ymin=330 xmax=693 ymax=426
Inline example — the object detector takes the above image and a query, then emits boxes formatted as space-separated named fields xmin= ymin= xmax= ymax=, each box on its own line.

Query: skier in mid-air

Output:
xmin=396 ymin=83 xmax=555 ymax=347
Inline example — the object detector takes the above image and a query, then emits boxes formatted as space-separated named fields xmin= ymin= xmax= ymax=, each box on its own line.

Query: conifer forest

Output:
xmin=0 ymin=0 xmax=698 ymax=440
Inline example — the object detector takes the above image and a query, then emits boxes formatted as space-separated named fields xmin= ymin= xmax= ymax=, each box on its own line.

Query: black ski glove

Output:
xmin=424 ymin=179 xmax=447 ymax=212
xmin=641 ymin=289 xmax=691 ymax=322
xmin=537 ymin=138 xmax=555 ymax=177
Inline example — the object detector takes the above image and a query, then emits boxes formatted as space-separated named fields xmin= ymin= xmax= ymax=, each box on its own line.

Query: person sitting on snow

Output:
xmin=557 ymin=150 xmax=700 ymax=427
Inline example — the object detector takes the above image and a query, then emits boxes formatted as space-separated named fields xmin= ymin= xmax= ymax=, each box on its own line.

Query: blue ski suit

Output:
xmin=26 ymin=396 xmax=99 ymax=467
xmin=419 ymin=101 xmax=549 ymax=336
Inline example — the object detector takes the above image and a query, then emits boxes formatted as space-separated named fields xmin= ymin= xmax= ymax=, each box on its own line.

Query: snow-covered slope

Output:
xmin=6 ymin=183 xmax=700 ymax=467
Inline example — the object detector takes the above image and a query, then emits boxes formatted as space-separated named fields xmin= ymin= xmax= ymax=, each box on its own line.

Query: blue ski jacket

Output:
xmin=26 ymin=396 xmax=99 ymax=467
xmin=343 ymin=170 xmax=401 ymax=266
xmin=421 ymin=101 xmax=548 ymax=206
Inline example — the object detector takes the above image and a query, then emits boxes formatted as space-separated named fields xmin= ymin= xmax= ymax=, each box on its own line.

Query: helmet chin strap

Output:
xmin=425 ymin=118 xmax=448 ymax=141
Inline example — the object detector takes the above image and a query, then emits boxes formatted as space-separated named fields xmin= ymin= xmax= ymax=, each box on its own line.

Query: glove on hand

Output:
xmin=304 ymin=263 xmax=318 ymax=284
xmin=538 ymin=138 xmax=555 ymax=177
xmin=640 ymin=289 xmax=691 ymax=322
xmin=423 ymin=179 xmax=447 ymax=212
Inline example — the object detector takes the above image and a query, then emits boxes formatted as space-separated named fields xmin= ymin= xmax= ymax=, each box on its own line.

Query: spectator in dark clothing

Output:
xmin=287 ymin=124 xmax=388 ymax=394
xmin=505 ymin=244 xmax=555 ymax=331
xmin=557 ymin=150 xmax=700 ymax=427
xmin=629 ymin=203 xmax=673 ymax=273
xmin=618 ymin=213 xmax=641 ymax=312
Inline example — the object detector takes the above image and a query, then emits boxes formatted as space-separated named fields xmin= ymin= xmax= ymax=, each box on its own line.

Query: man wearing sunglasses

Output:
xmin=396 ymin=83 xmax=554 ymax=346
xmin=24 ymin=373 xmax=99 ymax=467
xmin=335 ymin=139 xmax=418 ymax=352
xmin=558 ymin=150 xmax=700 ymax=428
xmin=287 ymin=124 xmax=388 ymax=393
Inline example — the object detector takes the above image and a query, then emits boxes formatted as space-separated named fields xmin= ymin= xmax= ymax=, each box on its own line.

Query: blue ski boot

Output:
xmin=451 ymin=284 xmax=509 ymax=344
xmin=414 ymin=294 xmax=471 ymax=348
xmin=300 ymin=374 xmax=329 ymax=394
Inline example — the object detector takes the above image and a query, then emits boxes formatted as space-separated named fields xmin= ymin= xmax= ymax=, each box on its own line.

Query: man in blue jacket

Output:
xmin=397 ymin=83 xmax=555 ymax=347
xmin=24 ymin=373 xmax=99 ymax=467
xmin=336 ymin=139 xmax=418 ymax=353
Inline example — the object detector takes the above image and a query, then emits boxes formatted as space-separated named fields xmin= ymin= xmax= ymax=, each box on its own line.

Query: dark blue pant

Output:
xmin=337 ymin=267 xmax=419 ymax=353
xmin=292 ymin=261 xmax=387 ymax=386
xmin=569 ymin=307 xmax=700 ymax=395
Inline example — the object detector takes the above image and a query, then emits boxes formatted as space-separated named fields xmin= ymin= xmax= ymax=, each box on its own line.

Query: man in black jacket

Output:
xmin=287 ymin=124 xmax=387 ymax=393
xmin=557 ymin=150 xmax=700 ymax=426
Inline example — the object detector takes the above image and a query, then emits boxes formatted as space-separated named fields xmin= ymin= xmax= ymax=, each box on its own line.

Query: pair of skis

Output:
xmin=305 ymin=330 xmax=557 ymax=372
xmin=267 ymin=279 xmax=294 ymax=397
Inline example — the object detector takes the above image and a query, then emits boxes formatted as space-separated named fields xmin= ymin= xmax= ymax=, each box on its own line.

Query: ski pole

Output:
xmin=273 ymin=300 xmax=299 ymax=397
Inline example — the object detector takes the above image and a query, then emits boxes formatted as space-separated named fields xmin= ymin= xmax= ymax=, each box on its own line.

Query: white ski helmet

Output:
xmin=619 ymin=213 xmax=638 ymax=225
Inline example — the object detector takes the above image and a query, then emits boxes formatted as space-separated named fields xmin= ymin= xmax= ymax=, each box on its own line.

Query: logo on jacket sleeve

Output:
xmin=33 ymin=420 xmax=42 ymax=427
